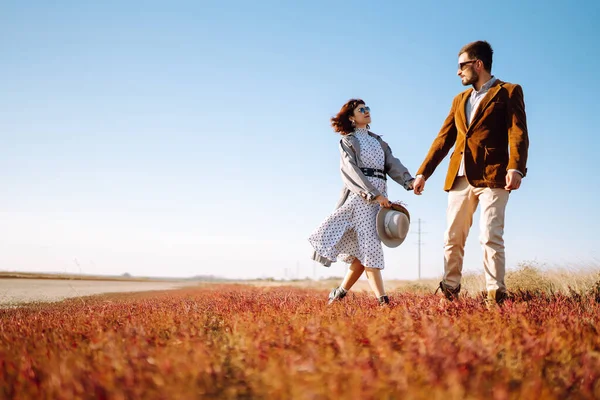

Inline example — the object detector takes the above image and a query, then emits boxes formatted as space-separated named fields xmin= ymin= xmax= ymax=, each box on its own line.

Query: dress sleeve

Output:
xmin=380 ymin=138 xmax=415 ymax=190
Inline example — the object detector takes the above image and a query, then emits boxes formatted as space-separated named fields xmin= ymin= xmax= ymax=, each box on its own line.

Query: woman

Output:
xmin=308 ymin=99 xmax=415 ymax=305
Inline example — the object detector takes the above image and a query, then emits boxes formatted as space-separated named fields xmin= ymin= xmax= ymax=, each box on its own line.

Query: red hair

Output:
xmin=331 ymin=98 xmax=365 ymax=135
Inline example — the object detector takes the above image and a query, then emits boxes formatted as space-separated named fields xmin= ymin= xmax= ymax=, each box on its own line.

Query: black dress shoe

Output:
xmin=436 ymin=281 xmax=461 ymax=301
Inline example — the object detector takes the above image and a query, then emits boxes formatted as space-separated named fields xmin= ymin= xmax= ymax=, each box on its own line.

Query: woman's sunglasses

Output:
xmin=357 ymin=106 xmax=370 ymax=114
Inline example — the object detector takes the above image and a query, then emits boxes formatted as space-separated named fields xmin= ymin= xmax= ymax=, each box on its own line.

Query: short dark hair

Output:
xmin=459 ymin=41 xmax=493 ymax=72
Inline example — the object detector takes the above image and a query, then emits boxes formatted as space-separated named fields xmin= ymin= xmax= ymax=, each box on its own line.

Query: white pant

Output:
xmin=443 ymin=177 xmax=510 ymax=291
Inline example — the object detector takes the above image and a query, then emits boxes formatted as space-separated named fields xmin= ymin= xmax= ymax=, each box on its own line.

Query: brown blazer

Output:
xmin=416 ymin=80 xmax=529 ymax=191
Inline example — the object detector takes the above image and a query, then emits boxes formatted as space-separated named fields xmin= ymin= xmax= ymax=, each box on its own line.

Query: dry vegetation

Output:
xmin=242 ymin=264 xmax=600 ymax=298
xmin=1 ymin=266 xmax=599 ymax=399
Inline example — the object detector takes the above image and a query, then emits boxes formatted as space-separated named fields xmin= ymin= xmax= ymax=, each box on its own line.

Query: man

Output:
xmin=413 ymin=41 xmax=529 ymax=304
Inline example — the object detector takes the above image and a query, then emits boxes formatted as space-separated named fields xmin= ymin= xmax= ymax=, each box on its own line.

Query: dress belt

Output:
xmin=360 ymin=168 xmax=386 ymax=180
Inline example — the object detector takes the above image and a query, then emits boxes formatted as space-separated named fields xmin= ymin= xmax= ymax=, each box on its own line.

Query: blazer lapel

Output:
xmin=468 ymin=80 xmax=503 ymax=130
xmin=456 ymin=89 xmax=472 ymax=132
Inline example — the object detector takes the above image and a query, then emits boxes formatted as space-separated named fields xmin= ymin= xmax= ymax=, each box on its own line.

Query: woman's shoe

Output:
xmin=328 ymin=287 xmax=347 ymax=304
xmin=378 ymin=295 xmax=390 ymax=305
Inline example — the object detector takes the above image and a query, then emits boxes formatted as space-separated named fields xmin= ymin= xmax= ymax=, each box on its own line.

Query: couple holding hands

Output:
xmin=308 ymin=41 xmax=529 ymax=306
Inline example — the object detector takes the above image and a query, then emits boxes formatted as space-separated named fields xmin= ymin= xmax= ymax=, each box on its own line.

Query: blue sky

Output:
xmin=1 ymin=0 xmax=598 ymax=280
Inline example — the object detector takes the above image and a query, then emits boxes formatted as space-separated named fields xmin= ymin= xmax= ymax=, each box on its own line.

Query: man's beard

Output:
xmin=462 ymin=71 xmax=479 ymax=86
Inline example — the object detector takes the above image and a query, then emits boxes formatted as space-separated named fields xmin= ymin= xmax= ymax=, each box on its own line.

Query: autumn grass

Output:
xmin=239 ymin=264 xmax=600 ymax=299
xmin=465 ymin=263 xmax=600 ymax=296
xmin=1 ymin=280 xmax=600 ymax=399
xmin=377 ymin=264 xmax=600 ymax=298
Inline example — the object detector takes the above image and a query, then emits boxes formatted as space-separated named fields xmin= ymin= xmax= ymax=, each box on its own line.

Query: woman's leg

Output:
xmin=329 ymin=258 xmax=365 ymax=303
xmin=340 ymin=258 xmax=365 ymax=290
xmin=365 ymin=267 xmax=386 ymax=298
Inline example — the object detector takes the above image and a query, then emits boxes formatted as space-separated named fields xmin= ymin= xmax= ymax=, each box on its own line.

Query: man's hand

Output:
xmin=505 ymin=170 xmax=522 ymax=191
xmin=374 ymin=195 xmax=391 ymax=208
xmin=413 ymin=176 xmax=426 ymax=195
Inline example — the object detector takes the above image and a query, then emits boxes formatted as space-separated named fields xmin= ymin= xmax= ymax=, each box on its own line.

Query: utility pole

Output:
xmin=417 ymin=219 xmax=422 ymax=280
xmin=411 ymin=218 xmax=426 ymax=280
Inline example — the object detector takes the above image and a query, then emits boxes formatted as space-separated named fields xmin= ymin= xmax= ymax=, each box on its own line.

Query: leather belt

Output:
xmin=360 ymin=168 xmax=386 ymax=180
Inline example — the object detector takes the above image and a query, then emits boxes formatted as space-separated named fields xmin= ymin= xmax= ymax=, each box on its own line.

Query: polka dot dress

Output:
xmin=308 ymin=128 xmax=386 ymax=269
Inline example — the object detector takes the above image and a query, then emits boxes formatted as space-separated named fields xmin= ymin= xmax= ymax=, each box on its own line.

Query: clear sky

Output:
xmin=1 ymin=0 xmax=598 ymax=280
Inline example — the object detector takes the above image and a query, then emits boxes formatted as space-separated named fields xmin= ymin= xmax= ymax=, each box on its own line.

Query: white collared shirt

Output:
xmin=458 ymin=76 xmax=497 ymax=176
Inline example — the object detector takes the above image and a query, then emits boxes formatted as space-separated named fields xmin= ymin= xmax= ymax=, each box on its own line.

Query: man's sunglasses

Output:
xmin=357 ymin=106 xmax=370 ymax=114
xmin=459 ymin=60 xmax=477 ymax=70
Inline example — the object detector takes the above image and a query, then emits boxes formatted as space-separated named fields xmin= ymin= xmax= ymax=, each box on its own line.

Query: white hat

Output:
xmin=376 ymin=203 xmax=410 ymax=248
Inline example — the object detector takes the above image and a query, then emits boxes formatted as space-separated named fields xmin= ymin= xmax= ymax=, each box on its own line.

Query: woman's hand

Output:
xmin=374 ymin=195 xmax=391 ymax=208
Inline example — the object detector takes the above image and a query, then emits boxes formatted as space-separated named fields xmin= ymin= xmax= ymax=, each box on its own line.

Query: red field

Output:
xmin=1 ymin=285 xmax=600 ymax=399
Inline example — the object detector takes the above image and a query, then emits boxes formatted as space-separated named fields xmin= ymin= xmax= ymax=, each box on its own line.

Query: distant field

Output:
xmin=1 ymin=282 xmax=599 ymax=399
xmin=3 ymin=264 xmax=598 ymax=293
xmin=0 ymin=278 xmax=202 ymax=307
xmin=2 ymin=264 xmax=599 ymax=303
xmin=0 ymin=271 xmax=181 ymax=282
xmin=239 ymin=264 xmax=600 ymax=297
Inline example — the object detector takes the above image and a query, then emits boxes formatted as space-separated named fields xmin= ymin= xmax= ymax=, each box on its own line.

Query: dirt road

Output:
xmin=0 ymin=279 xmax=198 ymax=307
